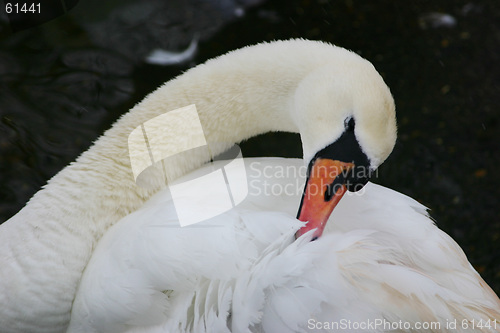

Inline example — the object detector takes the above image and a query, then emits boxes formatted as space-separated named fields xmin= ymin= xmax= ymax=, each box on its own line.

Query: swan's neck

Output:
xmin=0 ymin=41 xmax=345 ymax=331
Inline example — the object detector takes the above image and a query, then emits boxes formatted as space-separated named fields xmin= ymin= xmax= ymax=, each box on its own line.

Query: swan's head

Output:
xmin=293 ymin=54 xmax=397 ymax=240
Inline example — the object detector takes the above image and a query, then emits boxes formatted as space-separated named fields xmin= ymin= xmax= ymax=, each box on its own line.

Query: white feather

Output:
xmin=68 ymin=159 xmax=500 ymax=332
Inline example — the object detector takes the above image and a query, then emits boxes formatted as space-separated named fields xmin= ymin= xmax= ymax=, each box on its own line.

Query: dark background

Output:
xmin=1 ymin=0 xmax=499 ymax=294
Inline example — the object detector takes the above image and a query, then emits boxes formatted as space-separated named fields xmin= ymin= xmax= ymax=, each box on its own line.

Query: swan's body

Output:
xmin=68 ymin=158 xmax=500 ymax=332
xmin=0 ymin=39 xmax=498 ymax=332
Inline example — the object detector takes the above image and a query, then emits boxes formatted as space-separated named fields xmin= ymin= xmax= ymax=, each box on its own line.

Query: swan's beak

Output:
xmin=295 ymin=158 xmax=354 ymax=240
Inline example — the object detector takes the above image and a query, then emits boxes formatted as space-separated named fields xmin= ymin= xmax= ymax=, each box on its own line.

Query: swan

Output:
xmin=0 ymin=39 xmax=498 ymax=332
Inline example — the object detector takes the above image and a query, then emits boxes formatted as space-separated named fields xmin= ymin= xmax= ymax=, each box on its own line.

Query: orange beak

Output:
xmin=295 ymin=159 xmax=354 ymax=240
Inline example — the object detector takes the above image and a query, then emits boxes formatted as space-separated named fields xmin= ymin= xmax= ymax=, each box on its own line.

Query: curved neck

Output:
xmin=0 ymin=40 xmax=342 ymax=331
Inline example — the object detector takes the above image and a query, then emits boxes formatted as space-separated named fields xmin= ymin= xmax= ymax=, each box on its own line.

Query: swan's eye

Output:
xmin=344 ymin=117 xmax=355 ymax=131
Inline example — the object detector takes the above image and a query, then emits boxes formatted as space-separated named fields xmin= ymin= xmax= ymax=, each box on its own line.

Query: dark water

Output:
xmin=0 ymin=0 xmax=499 ymax=294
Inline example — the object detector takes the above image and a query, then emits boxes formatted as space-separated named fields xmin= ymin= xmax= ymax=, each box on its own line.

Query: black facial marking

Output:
xmin=296 ymin=117 xmax=372 ymax=220
xmin=344 ymin=117 xmax=355 ymax=131
xmin=324 ymin=187 xmax=333 ymax=202
xmin=324 ymin=171 xmax=347 ymax=202
xmin=313 ymin=117 xmax=371 ymax=193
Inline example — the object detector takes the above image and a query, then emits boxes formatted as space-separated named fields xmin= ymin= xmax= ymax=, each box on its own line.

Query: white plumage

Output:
xmin=69 ymin=158 xmax=500 ymax=332
xmin=1 ymin=39 xmax=498 ymax=332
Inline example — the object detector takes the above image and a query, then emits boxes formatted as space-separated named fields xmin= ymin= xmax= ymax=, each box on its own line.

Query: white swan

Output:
xmin=0 ymin=39 xmax=498 ymax=332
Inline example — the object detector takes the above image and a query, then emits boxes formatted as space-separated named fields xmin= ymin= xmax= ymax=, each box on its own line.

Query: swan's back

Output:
xmin=69 ymin=158 xmax=500 ymax=332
